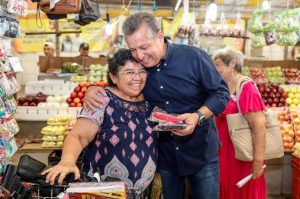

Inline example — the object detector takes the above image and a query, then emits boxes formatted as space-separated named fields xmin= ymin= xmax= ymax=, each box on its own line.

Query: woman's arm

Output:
xmin=42 ymin=118 xmax=99 ymax=185
xmin=244 ymin=111 xmax=266 ymax=179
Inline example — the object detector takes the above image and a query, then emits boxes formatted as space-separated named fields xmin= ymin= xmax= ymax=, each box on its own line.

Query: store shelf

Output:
xmin=15 ymin=107 xmax=81 ymax=121
xmin=18 ymin=143 xmax=61 ymax=152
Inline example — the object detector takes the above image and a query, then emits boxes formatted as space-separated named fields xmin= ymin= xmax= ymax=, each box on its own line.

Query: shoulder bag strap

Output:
xmin=235 ymin=76 xmax=253 ymax=113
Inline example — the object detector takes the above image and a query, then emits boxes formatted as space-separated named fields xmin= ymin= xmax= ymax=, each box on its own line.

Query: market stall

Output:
xmin=1 ymin=0 xmax=300 ymax=198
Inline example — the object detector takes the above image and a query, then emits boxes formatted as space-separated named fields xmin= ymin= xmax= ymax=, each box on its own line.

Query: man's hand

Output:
xmin=173 ymin=113 xmax=199 ymax=136
xmin=83 ymin=86 xmax=107 ymax=111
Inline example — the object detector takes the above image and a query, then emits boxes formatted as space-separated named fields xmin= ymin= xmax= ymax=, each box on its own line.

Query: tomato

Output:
xmin=66 ymin=97 xmax=73 ymax=104
xmin=79 ymin=82 xmax=86 ymax=88
xmin=81 ymin=87 xmax=87 ymax=93
xmin=76 ymin=102 xmax=83 ymax=107
xmin=71 ymin=92 xmax=77 ymax=98
xmin=73 ymin=97 xmax=80 ymax=104
xmin=74 ymin=86 xmax=81 ymax=92
xmin=70 ymin=102 xmax=76 ymax=107
xmin=77 ymin=92 xmax=84 ymax=99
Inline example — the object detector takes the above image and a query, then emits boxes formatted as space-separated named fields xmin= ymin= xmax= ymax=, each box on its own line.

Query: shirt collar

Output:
xmin=162 ymin=37 xmax=172 ymax=62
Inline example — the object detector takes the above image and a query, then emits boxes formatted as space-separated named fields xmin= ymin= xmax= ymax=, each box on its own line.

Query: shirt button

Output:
xmin=165 ymin=101 xmax=169 ymax=104
xmin=175 ymin=147 xmax=179 ymax=150
xmin=160 ymin=85 xmax=163 ymax=89
xmin=164 ymin=63 xmax=167 ymax=66
xmin=157 ymin=69 xmax=160 ymax=72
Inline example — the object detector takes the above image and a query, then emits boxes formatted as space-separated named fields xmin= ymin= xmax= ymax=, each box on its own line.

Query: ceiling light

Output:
xmin=262 ymin=0 xmax=271 ymax=10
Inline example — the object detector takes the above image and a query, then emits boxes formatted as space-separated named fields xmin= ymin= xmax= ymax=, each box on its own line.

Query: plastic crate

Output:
xmin=292 ymin=155 xmax=300 ymax=199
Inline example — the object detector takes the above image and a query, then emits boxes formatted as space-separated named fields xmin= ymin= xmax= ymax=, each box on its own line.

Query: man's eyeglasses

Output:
xmin=119 ymin=70 xmax=148 ymax=79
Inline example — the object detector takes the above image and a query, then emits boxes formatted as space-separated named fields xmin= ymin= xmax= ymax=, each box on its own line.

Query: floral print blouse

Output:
xmin=78 ymin=89 xmax=157 ymax=191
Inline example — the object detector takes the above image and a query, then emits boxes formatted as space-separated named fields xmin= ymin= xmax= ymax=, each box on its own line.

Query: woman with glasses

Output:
xmin=42 ymin=49 xmax=157 ymax=197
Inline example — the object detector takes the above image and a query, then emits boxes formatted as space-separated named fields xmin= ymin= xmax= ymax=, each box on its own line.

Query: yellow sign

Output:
xmin=14 ymin=14 xmax=118 ymax=53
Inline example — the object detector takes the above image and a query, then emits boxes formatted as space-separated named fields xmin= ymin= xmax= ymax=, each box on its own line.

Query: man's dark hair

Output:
xmin=107 ymin=48 xmax=138 ymax=87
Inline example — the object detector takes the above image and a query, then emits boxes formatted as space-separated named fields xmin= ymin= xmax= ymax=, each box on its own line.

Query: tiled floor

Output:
xmin=267 ymin=195 xmax=292 ymax=199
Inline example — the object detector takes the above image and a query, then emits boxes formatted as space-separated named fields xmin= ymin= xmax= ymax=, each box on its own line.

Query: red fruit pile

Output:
xmin=257 ymin=83 xmax=288 ymax=108
xmin=17 ymin=92 xmax=47 ymax=106
xmin=249 ymin=67 xmax=268 ymax=83
xmin=66 ymin=81 xmax=108 ymax=107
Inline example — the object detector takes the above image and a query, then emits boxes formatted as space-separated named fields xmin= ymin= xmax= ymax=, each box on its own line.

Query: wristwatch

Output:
xmin=195 ymin=110 xmax=206 ymax=126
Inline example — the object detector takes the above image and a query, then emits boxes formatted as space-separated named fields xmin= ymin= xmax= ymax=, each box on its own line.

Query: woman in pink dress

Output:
xmin=212 ymin=47 xmax=267 ymax=199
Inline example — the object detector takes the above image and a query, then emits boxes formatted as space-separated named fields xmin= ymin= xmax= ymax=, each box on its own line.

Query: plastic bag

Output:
xmin=277 ymin=13 xmax=299 ymax=33
xmin=277 ymin=32 xmax=299 ymax=46
xmin=249 ymin=9 xmax=264 ymax=34
xmin=6 ymin=0 xmax=28 ymax=16
xmin=232 ymin=12 xmax=242 ymax=36
xmin=149 ymin=107 xmax=187 ymax=131
xmin=251 ymin=33 xmax=266 ymax=48
xmin=216 ymin=12 xmax=230 ymax=36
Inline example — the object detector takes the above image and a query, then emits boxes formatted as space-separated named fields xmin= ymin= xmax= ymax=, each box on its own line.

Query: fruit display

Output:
xmin=41 ymin=116 xmax=70 ymax=148
xmin=66 ymin=81 xmax=107 ymax=107
xmin=61 ymin=62 xmax=83 ymax=73
xmin=277 ymin=108 xmax=295 ymax=151
xmin=17 ymin=92 xmax=47 ymax=106
xmin=37 ymin=94 xmax=69 ymax=109
xmin=266 ymin=66 xmax=284 ymax=83
xmin=283 ymin=86 xmax=300 ymax=108
xmin=249 ymin=67 xmax=268 ymax=83
xmin=290 ymin=109 xmax=300 ymax=144
xmin=89 ymin=64 xmax=108 ymax=82
xmin=70 ymin=64 xmax=108 ymax=83
xmin=242 ymin=67 xmax=249 ymax=76
xmin=71 ymin=75 xmax=88 ymax=83
xmin=257 ymin=83 xmax=288 ymax=107
xmin=293 ymin=143 xmax=300 ymax=157
xmin=277 ymin=108 xmax=300 ymax=151
xmin=282 ymin=68 xmax=300 ymax=84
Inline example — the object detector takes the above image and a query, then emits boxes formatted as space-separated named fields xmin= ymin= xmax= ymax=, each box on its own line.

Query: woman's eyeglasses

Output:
xmin=119 ymin=70 xmax=148 ymax=79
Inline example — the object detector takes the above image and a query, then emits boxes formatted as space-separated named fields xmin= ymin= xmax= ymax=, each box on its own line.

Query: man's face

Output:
xmin=80 ymin=48 xmax=89 ymax=56
xmin=125 ymin=24 xmax=165 ymax=68
xmin=44 ymin=46 xmax=54 ymax=57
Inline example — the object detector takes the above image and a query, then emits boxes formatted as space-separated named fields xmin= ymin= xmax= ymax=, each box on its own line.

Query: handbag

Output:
xmin=74 ymin=0 xmax=100 ymax=26
xmin=226 ymin=77 xmax=284 ymax=161
xmin=16 ymin=154 xmax=46 ymax=181
xmin=39 ymin=0 xmax=81 ymax=15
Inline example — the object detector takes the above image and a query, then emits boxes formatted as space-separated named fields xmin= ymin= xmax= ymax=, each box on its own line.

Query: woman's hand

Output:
xmin=41 ymin=162 xmax=80 ymax=185
xmin=83 ymin=86 xmax=107 ymax=111
xmin=251 ymin=160 xmax=264 ymax=179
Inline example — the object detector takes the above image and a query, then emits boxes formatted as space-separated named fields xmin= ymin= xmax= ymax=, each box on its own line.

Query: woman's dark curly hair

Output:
xmin=107 ymin=48 xmax=139 ymax=87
